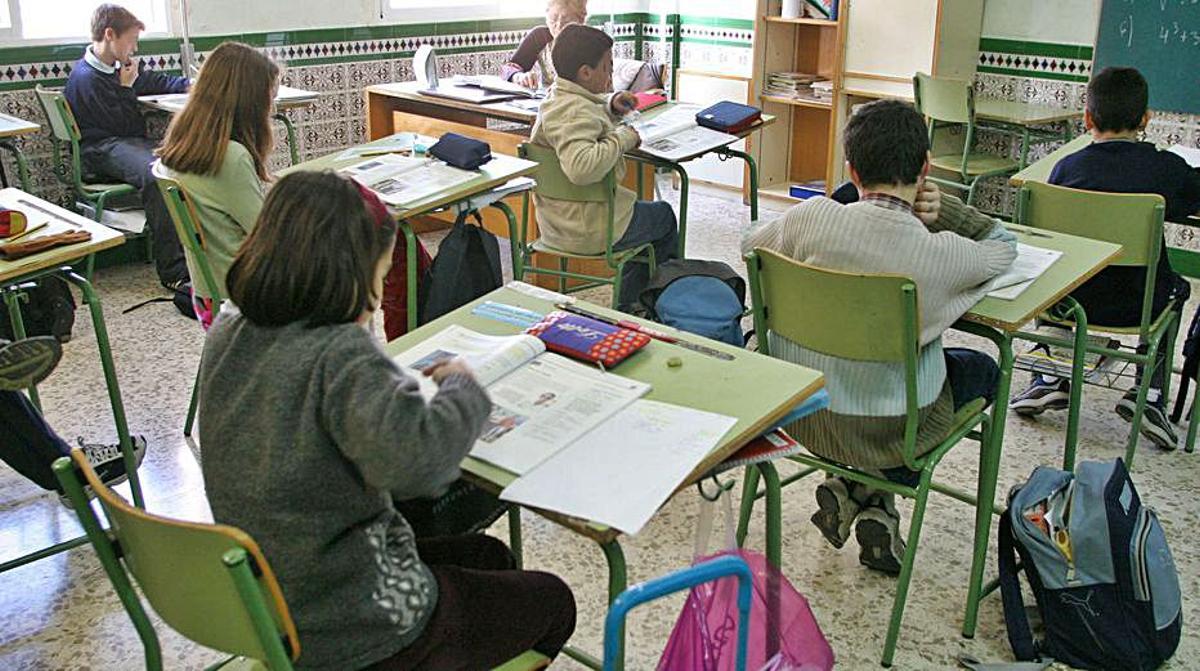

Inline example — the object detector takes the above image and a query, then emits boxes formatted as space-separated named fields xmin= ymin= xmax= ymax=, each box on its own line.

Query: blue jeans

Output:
xmin=611 ymin=201 xmax=679 ymax=312
xmin=0 ymin=390 xmax=70 ymax=491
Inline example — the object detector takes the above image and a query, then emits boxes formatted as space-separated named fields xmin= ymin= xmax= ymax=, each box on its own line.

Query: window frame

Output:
xmin=2 ymin=0 xmax=173 ymax=44
xmin=382 ymin=0 xmax=547 ymax=24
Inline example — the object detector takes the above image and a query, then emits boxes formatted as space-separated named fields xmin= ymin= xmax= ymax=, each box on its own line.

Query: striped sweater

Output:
xmin=741 ymin=193 xmax=1017 ymax=468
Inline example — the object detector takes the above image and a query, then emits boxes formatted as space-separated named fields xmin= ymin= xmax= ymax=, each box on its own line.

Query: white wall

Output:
xmin=645 ymin=0 xmax=755 ymax=19
xmin=981 ymin=0 xmax=1101 ymax=45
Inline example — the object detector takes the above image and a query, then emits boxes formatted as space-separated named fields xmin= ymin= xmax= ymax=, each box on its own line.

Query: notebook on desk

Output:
xmin=420 ymin=83 xmax=520 ymax=105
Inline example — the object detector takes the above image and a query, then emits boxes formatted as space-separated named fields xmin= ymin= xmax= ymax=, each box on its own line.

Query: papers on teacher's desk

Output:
xmin=627 ymin=103 xmax=738 ymax=161
xmin=986 ymin=242 xmax=1063 ymax=300
xmin=340 ymin=153 xmax=478 ymax=206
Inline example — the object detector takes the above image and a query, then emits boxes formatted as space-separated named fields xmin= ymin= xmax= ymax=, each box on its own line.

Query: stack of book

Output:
xmin=811 ymin=79 xmax=834 ymax=100
xmin=765 ymin=71 xmax=819 ymax=98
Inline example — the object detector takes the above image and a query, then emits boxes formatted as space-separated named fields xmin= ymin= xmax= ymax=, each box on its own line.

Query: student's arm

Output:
xmin=740 ymin=212 xmax=787 ymax=257
xmin=501 ymin=26 xmax=553 ymax=81
xmin=936 ymin=233 xmax=1018 ymax=292
xmin=548 ymin=107 xmax=640 ymax=186
xmin=321 ymin=332 xmax=492 ymax=498
xmin=929 ymin=191 xmax=1005 ymax=241
xmin=132 ymin=66 xmax=190 ymax=95
xmin=222 ymin=145 xmax=267 ymax=235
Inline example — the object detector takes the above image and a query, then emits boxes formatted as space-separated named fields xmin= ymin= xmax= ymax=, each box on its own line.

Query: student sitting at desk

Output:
xmin=198 ymin=171 xmax=575 ymax=670
xmin=1010 ymin=66 xmax=1200 ymax=449
xmin=64 ymin=3 xmax=191 ymax=294
xmin=742 ymin=100 xmax=1017 ymax=574
xmin=156 ymin=42 xmax=278 ymax=329
xmin=501 ymin=0 xmax=588 ymax=89
xmin=531 ymin=23 xmax=679 ymax=314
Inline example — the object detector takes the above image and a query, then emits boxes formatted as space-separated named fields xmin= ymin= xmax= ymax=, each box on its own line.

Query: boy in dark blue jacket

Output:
xmin=64 ymin=4 xmax=190 ymax=291
xmin=1011 ymin=67 xmax=1200 ymax=449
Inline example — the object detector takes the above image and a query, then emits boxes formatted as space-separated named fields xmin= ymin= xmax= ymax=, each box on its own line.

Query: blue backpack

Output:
xmin=639 ymin=259 xmax=746 ymax=347
xmin=999 ymin=459 xmax=1181 ymax=670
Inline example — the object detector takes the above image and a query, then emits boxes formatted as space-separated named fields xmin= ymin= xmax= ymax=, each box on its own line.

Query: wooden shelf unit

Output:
xmin=763 ymin=16 xmax=838 ymax=27
xmin=760 ymin=92 xmax=833 ymax=109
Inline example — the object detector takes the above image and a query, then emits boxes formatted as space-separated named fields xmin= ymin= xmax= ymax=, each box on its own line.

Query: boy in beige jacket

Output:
xmin=529 ymin=23 xmax=678 ymax=312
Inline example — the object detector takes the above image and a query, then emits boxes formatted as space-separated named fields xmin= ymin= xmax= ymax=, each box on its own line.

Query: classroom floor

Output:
xmin=1 ymin=182 xmax=1198 ymax=670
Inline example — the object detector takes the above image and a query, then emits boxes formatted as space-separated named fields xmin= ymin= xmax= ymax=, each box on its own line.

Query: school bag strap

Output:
xmin=998 ymin=511 xmax=1040 ymax=662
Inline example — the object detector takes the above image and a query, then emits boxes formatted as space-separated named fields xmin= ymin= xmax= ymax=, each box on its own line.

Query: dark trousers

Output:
xmin=81 ymin=136 xmax=188 ymax=287
xmin=612 ymin=200 xmax=679 ymax=312
xmin=881 ymin=348 xmax=998 ymax=487
xmin=364 ymin=534 xmax=576 ymax=670
xmin=0 ymin=390 xmax=70 ymax=491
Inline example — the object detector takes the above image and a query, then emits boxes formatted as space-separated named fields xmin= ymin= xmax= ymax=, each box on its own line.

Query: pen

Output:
xmin=1008 ymin=224 xmax=1052 ymax=239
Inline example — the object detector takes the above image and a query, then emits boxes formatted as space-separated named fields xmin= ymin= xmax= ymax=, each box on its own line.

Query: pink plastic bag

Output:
xmin=657 ymin=493 xmax=834 ymax=670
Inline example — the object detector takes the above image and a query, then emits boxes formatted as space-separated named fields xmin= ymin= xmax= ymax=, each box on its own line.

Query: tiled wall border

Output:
xmin=978 ymin=37 xmax=1094 ymax=83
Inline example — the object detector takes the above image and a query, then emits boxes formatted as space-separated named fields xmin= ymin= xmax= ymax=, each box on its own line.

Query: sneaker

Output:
xmin=1115 ymin=391 xmax=1178 ymax=451
xmin=855 ymin=499 xmax=906 ymax=576
xmin=810 ymin=477 xmax=861 ymax=549
xmin=58 ymin=435 xmax=148 ymax=507
xmin=0 ymin=337 xmax=62 ymax=391
xmin=1009 ymin=375 xmax=1070 ymax=416
xmin=163 ymin=277 xmax=191 ymax=294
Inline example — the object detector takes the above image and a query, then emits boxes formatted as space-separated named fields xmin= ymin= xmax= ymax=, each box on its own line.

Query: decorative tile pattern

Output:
xmin=977 ymin=38 xmax=1093 ymax=83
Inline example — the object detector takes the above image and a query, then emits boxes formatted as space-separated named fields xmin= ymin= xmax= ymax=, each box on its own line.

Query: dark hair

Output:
xmin=91 ymin=4 xmax=145 ymax=42
xmin=552 ymin=23 xmax=613 ymax=83
xmin=226 ymin=172 xmax=397 ymax=328
xmin=1087 ymin=67 xmax=1149 ymax=133
xmin=843 ymin=99 xmax=929 ymax=187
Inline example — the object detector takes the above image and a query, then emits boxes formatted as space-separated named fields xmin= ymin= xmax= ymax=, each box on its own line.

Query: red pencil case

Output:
xmin=525 ymin=311 xmax=650 ymax=368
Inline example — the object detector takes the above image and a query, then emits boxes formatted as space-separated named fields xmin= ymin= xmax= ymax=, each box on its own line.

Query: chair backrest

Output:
xmin=518 ymin=142 xmax=615 ymax=204
xmin=34 ymin=85 xmax=82 ymax=143
xmin=152 ymin=165 xmax=225 ymax=301
xmin=53 ymin=451 xmax=300 ymax=670
xmin=1019 ymin=181 xmax=1164 ymax=268
xmin=912 ymin=72 xmax=973 ymax=125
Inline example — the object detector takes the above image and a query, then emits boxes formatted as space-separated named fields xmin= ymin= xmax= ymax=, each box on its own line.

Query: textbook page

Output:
xmin=470 ymin=353 xmax=650 ymax=475
xmin=986 ymin=242 xmax=1063 ymax=300
xmin=341 ymin=155 xmax=478 ymax=206
xmin=500 ymin=399 xmax=737 ymax=535
xmin=393 ymin=325 xmax=546 ymax=400
xmin=628 ymin=104 xmax=738 ymax=162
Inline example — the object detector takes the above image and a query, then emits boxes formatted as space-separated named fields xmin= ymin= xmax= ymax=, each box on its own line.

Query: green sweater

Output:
xmin=198 ymin=309 xmax=492 ymax=670
xmin=165 ymin=141 xmax=265 ymax=300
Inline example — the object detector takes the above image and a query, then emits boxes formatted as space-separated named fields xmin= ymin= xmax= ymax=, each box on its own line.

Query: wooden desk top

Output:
xmin=0 ymin=189 xmax=124 ymax=284
xmin=385 ymin=287 xmax=825 ymax=543
xmin=964 ymin=224 xmax=1122 ymax=332
xmin=367 ymin=81 xmax=539 ymax=124
xmin=0 ymin=113 xmax=41 ymax=139
xmin=975 ymin=99 xmax=1084 ymax=126
xmin=280 ymin=137 xmax=537 ymax=220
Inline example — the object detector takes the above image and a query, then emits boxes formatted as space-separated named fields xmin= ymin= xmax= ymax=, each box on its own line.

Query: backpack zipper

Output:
xmin=1131 ymin=506 xmax=1152 ymax=602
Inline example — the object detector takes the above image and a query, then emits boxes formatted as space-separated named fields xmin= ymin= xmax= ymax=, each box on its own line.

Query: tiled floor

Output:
xmin=2 ymin=182 xmax=1198 ymax=670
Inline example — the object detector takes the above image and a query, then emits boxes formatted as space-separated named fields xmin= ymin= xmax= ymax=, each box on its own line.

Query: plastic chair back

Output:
xmin=53 ymin=451 xmax=300 ymax=669
xmin=912 ymin=72 xmax=973 ymax=125
xmin=518 ymin=142 xmax=615 ymax=203
xmin=1020 ymin=181 xmax=1164 ymax=268
xmin=602 ymin=555 xmax=753 ymax=671
xmin=34 ymin=85 xmax=82 ymax=143
xmin=153 ymin=166 xmax=225 ymax=301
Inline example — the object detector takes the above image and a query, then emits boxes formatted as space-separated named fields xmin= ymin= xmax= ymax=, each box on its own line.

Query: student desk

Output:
xmin=138 ymin=85 xmax=319 ymax=165
xmin=364 ymin=82 xmax=776 ymax=255
xmin=0 ymin=112 xmax=41 ymax=192
xmin=1008 ymin=133 xmax=1092 ymax=187
xmin=974 ymin=99 xmax=1082 ymax=169
xmin=386 ymin=285 xmax=823 ymax=669
xmin=0 ymin=188 xmax=143 ymax=572
xmin=281 ymin=139 xmax=537 ymax=331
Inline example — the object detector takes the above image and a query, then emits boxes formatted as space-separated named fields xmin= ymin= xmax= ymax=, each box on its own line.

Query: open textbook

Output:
xmin=627 ymin=103 xmax=738 ymax=161
xmin=340 ymin=154 xmax=479 ymax=207
xmin=393 ymin=325 xmax=650 ymax=475
xmin=986 ymin=242 xmax=1063 ymax=300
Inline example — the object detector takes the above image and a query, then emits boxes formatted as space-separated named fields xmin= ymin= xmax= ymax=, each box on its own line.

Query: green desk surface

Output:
xmin=0 ymin=188 xmax=124 ymax=285
xmin=1009 ymin=133 xmax=1091 ymax=187
xmin=965 ymin=224 xmax=1122 ymax=333
xmin=385 ymin=287 xmax=825 ymax=543
xmin=280 ymin=139 xmax=537 ymax=220
xmin=975 ymin=99 xmax=1083 ymax=126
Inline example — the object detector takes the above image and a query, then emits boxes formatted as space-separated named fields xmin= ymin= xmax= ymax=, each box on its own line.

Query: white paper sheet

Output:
xmin=500 ymin=399 xmax=737 ymax=535
xmin=627 ymin=103 xmax=738 ymax=161
xmin=986 ymin=242 xmax=1062 ymax=300
xmin=1169 ymin=144 xmax=1200 ymax=169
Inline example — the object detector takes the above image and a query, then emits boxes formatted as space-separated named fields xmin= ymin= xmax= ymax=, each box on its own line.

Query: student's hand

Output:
xmin=119 ymin=60 xmax=139 ymax=88
xmin=914 ymin=180 xmax=942 ymax=227
xmin=424 ymin=358 xmax=475 ymax=385
xmin=513 ymin=71 xmax=540 ymax=89
xmin=610 ymin=91 xmax=638 ymax=115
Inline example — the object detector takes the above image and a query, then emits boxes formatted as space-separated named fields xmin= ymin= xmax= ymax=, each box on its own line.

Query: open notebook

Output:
xmin=627 ymin=103 xmax=738 ymax=161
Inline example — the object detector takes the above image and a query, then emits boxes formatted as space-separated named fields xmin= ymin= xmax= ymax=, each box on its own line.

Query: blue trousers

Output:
xmin=611 ymin=200 xmax=679 ymax=312
xmin=0 ymin=390 xmax=69 ymax=491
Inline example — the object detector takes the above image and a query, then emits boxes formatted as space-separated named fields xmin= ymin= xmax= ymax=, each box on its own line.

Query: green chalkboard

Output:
xmin=1094 ymin=1 xmax=1200 ymax=114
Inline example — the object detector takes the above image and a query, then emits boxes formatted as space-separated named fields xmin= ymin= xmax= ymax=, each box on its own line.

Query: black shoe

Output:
xmin=855 ymin=499 xmax=906 ymax=576
xmin=1010 ymin=375 xmax=1070 ymax=416
xmin=0 ymin=337 xmax=62 ymax=391
xmin=1115 ymin=391 xmax=1178 ymax=451
xmin=810 ymin=477 xmax=861 ymax=549
xmin=59 ymin=435 xmax=149 ymax=507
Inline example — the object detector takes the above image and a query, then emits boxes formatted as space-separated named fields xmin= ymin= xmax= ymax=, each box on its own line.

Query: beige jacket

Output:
xmin=529 ymin=78 xmax=639 ymax=254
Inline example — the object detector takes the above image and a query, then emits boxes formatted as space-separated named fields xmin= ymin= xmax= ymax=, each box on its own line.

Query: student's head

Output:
xmin=91 ymin=4 xmax=144 ymax=60
xmin=546 ymin=0 xmax=588 ymax=38
xmin=226 ymin=172 xmax=396 ymax=328
xmin=1085 ymin=67 xmax=1151 ymax=135
xmin=843 ymin=99 xmax=930 ymax=191
xmin=158 ymin=42 xmax=279 ymax=181
xmin=552 ymin=23 xmax=613 ymax=93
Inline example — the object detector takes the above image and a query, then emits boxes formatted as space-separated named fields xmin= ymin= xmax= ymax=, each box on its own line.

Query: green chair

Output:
xmin=1014 ymin=182 xmax=1182 ymax=469
xmin=34 ymin=85 xmax=147 ymax=271
xmin=53 ymin=450 xmax=550 ymax=671
xmin=516 ymin=143 xmax=656 ymax=309
xmin=913 ymin=72 xmax=1019 ymax=207
xmin=739 ymin=249 xmax=994 ymax=667
xmin=153 ymin=167 xmax=222 ymax=437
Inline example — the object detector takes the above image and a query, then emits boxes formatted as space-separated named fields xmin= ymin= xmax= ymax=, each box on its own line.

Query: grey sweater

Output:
xmin=198 ymin=309 xmax=492 ymax=670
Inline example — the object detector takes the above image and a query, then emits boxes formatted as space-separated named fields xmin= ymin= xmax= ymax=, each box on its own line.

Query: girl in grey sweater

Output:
xmin=198 ymin=172 xmax=575 ymax=670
